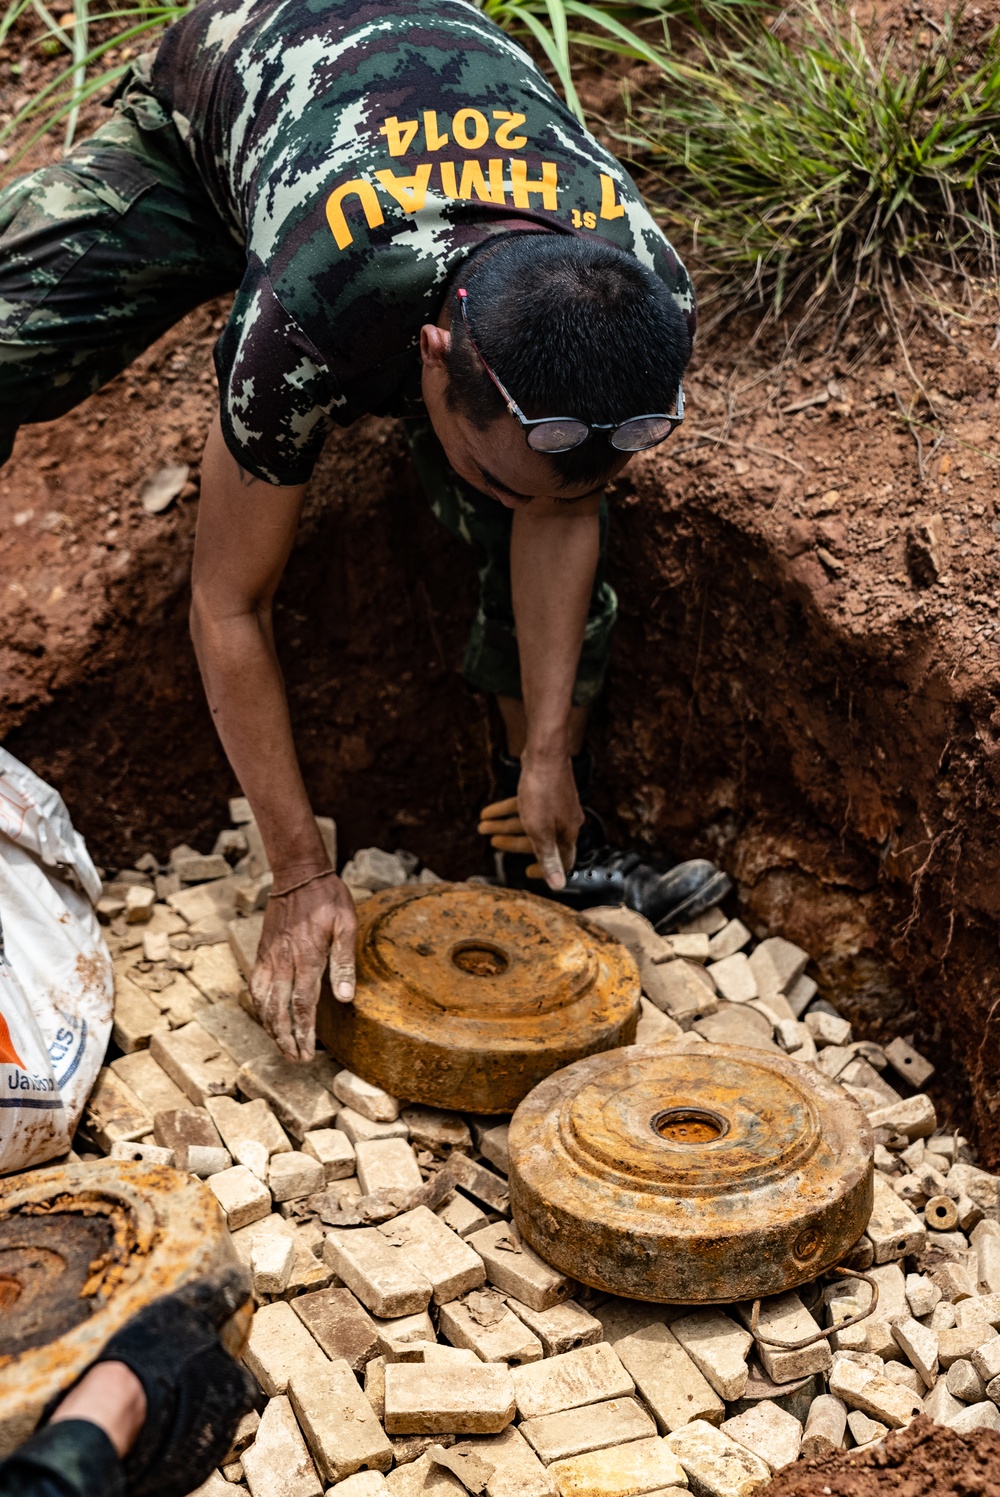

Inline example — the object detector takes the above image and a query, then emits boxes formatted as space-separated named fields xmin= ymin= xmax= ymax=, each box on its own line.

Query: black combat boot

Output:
xmin=490 ymin=750 xmax=731 ymax=932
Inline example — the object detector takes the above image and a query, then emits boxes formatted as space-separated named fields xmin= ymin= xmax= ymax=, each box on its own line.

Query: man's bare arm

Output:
xmin=507 ymin=495 xmax=601 ymax=886
xmin=190 ymin=416 xmax=356 ymax=1060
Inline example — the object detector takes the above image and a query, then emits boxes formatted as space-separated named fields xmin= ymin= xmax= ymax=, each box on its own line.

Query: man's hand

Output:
xmin=479 ymin=754 xmax=582 ymax=890
xmin=250 ymin=872 xmax=356 ymax=1062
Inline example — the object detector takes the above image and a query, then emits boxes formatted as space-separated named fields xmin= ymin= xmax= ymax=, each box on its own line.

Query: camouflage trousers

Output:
xmin=0 ymin=102 xmax=616 ymax=704
xmin=404 ymin=417 xmax=616 ymax=704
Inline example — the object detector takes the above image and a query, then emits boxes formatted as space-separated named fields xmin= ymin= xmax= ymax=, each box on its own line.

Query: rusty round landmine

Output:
xmin=508 ymin=1042 xmax=874 ymax=1303
xmin=0 ymin=1160 xmax=249 ymax=1457
xmin=316 ymin=882 xmax=640 ymax=1114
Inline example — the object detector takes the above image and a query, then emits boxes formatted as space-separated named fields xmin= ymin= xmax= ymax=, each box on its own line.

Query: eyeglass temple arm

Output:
xmin=457 ymin=289 xmax=525 ymax=421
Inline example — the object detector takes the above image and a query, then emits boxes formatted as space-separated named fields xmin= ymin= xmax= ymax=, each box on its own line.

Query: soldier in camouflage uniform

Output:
xmin=0 ymin=0 xmax=729 ymax=1061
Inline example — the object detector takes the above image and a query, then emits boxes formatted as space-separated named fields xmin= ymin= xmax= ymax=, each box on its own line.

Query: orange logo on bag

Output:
xmin=0 ymin=1011 xmax=25 ymax=1069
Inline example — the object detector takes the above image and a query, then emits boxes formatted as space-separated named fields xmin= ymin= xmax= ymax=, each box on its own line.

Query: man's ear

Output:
xmin=420 ymin=322 xmax=451 ymax=370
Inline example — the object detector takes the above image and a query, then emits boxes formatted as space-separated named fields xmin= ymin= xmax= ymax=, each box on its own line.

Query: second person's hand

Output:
xmin=249 ymin=869 xmax=357 ymax=1061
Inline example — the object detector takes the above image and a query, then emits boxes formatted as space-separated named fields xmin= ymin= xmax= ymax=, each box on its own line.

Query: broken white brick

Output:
xmin=635 ymin=998 xmax=683 ymax=1045
xmin=207 ymin=1094 xmax=291 ymax=1157
xmin=866 ymin=1173 xmax=927 ymax=1263
xmin=379 ymin=1205 xmax=485 ymax=1305
xmin=706 ymin=920 xmax=750 ymax=961
xmin=238 ymin=1051 xmax=339 ymax=1139
xmin=292 ymin=1286 xmax=380 ymax=1370
xmin=324 ymin=1226 xmax=432 ymax=1317
xmin=480 ymin=1125 xmax=511 ymax=1176
xmin=242 ymin=1395 xmax=322 ymax=1497
xmin=940 ymin=1326 xmax=994 ymax=1367
xmin=207 ymin=1164 xmax=271 ymax=1230
xmin=786 ymin=974 xmax=817 ymax=1018
xmin=302 ymin=1127 xmax=356 ymax=1180
xmin=678 ymin=906 xmax=727 ymax=936
xmin=373 ymin=1307 xmax=436 ymax=1361
xmin=252 ymin=1231 xmax=296 ymax=1296
xmin=438 ymin=1192 xmax=490 ymax=1240
xmin=109 ymin=1139 xmax=174 ymax=1167
xmin=671 ymin=1309 xmax=753 ymax=1402
xmin=946 ymin=1359 xmax=986 ymax=1403
xmin=521 ymin=1399 xmax=656 ymax=1465
xmin=922 ymin=1379 xmax=966 ymax=1424
xmin=110 ymin=977 xmax=170 ymax=1054
xmin=471 ymin=1425 xmax=558 ymax=1497
xmin=800 ymin=1396 xmax=846 ymax=1459
xmin=640 ymin=958 xmax=718 ymax=1027
xmin=720 ymin=1403 xmax=801 ymax=1473
xmin=950 ymin=1163 xmax=1000 ymax=1218
xmin=384 ymin=1451 xmax=461 ymax=1497
xmin=511 ymin=1344 xmax=634 ymax=1422
xmin=188 ymin=945 xmax=248 ymax=1005
xmin=268 ymin=1150 xmax=325 ymax=1202
xmin=468 ymin=1223 xmax=574 ymax=1312
xmin=150 ymin=1021 xmax=238 ymax=1106
xmin=868 ymin=1094 xmax=937 ymax=1140
xmin=747 ymin=938 xmax=809 ymax=1000
xmin=882 ymin=1362 xmax=925 ymax=1396
xmin=971 ymin=1333 xmax=1000 ymax=1383
xmin=846 ymin=1411 xmax=887 ymax=1446
xmin=615 ymin=1325 xmax=723 ymax=1433
xmin=289 ymin=1356 xmax=392 ymax=1482
xmin=827 ymin=1360 xmax=923 ymax=1428
xmin=124 ymin=883 xmax=156 ymax=923
xmin=402 ymin=1106 xmax=473 ymax=1154
xmin=384 ymin=1363 xmax=516 ymax=1435
xmin=804 ymin=1010 xmax=852 ymax=1048
xmin=337 ymin=1107 xmax=410 ymax=1145
xmin=333 ymin=1069 xmax=401 ymax=1122
xmin=738 ymin=1293 xmax=831 ymax=1383
xmin=933 ymin=1261 xmax=978 ymax=1304
xmin=83 ymin=1068 xmax=153 ymax=1150
xmin=424 ymin=1345 xmax=480 ymax=1366
xmin=548 ymin=1436 xmax=687 ymax=1497
xmin=905 ymin=1273 xmax=941 ymax=1319
xmin=186 ymin=1144 xmax=232 ymax=1177
xmin=330 ymin=1474 xmax=390 ymax=1497
xmin=356 ymin=1138 xmax=423 ymax=1198
xmin=439 ymin=1292 xmax=544 ymax=1366
xmin=197 ymin=999 xmax=275 ymax=1066
xmin=974 ymin=1220 xmax=1000 ymax=1294
xmin=666 ymin=1419 xmax=771 ymax=1497
xmin=243 ymin=1299 xmax=331 ymax=1395
xmin=890 ymin=1317 xmax=939 ymax=1387
xmin=505 ymin=1300 xmax=603 ymax=1358
xmin=946 ymin=1402 xmax=1000 ymax=1434
xmin=707 ymin=953 xmax=757 ymax=1005
xmin=884 ymin=1037 xmax=935 ymax=1089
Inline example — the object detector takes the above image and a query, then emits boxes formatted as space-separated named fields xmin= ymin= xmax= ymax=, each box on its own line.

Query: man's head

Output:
xmin=420 ymin=233 xmax=691 ymax=508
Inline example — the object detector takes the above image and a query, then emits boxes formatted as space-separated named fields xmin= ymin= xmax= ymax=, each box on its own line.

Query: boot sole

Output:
xmin=653 ymin=870 xmax=733 ymax=933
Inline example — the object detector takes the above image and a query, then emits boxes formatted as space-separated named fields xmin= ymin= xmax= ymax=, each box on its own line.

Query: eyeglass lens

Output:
xmin=526 ymin=419 xmax=591 ymax=454
xmin=610 ymin=415 xmax=677 ymax=452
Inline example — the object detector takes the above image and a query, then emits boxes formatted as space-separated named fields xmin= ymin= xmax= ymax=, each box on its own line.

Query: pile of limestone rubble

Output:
xmin=77 ymin=798 xmax=1000 ymax=1497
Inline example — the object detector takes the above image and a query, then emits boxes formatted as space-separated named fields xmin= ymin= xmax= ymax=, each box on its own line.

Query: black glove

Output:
xmin=83 ymin=1270 xmax=258 ymax=1497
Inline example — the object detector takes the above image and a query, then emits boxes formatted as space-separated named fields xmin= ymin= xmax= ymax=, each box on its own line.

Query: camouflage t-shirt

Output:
xmin=150 ymin=0 xmax=694 ymax=485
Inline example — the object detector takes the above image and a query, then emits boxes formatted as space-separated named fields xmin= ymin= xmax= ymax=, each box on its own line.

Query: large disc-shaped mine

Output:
xmin=0 ymin=1161 xmax=249 ymax=1457
xmin=509 ymin=1043 xmax=874 ymax=1303
xmin=317 ymin=883 xmax=640 ymax=1113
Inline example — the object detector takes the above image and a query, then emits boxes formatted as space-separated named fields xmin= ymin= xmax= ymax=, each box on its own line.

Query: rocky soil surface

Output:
xmin=79 ymin=815 xmax=1000 ymax=1497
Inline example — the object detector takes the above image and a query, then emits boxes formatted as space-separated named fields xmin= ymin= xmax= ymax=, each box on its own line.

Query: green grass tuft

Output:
xmin=628 ymin=4 xmax=1000 ymax=336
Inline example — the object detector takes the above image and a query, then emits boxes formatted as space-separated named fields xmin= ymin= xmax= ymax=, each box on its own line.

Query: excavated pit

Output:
xmin=2 ymin=302 xmax=997 ymax=1171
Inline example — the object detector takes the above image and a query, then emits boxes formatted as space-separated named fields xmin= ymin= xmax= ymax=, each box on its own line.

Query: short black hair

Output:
xmin=444 ymin=233 xmax=691 ymax=490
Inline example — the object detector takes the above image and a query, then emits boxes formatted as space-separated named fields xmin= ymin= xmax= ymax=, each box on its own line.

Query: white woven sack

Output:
xmin=0 ymin=748 xmax=112 ymax=1174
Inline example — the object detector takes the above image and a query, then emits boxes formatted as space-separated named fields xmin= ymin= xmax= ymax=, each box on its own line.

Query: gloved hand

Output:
xmin=64 ymin=1272 xmax=258 ymax=1497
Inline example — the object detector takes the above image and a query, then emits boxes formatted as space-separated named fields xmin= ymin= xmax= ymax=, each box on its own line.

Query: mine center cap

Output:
xmin=561 ymin=1050 xmax=823 ymax=1195
xmin=360 ymin=884 xmax=597 ymax=1018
